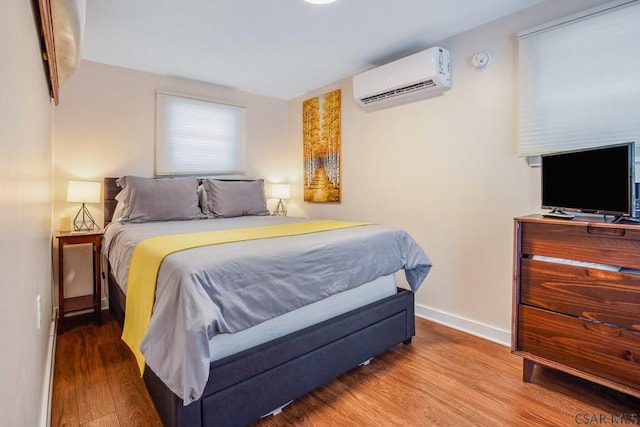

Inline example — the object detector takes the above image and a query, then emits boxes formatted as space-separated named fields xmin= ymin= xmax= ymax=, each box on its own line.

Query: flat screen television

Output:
xmin=541 ymin=142 xmax=636 ymax=219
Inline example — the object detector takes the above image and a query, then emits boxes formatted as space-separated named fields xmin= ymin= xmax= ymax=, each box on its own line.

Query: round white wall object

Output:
xmin=472 ymin=52 xmax=491 ymax=69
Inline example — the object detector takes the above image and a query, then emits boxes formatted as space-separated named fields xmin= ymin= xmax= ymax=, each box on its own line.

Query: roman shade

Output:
xmin=518 ymin=0 xmax=640 ymax=158
xmin=155 ymin=92 xmax=247 ymax=176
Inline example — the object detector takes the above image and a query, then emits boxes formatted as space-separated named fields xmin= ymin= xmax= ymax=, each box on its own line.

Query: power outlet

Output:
xmin=36 ymin=295 xmax=41 ymax=330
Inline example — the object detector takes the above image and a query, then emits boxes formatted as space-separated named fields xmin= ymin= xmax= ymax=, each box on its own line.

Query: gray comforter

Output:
xmin=103 ymin=216 xmax=432 ymax=404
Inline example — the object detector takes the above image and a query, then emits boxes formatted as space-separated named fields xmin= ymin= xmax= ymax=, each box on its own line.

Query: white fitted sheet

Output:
xmin=209 ymin=273 xmax=397 ymax=362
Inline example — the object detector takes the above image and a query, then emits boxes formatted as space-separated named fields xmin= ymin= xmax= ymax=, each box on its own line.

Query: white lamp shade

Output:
xmin=67 ymin=180 xmax=101 ymax=203
xmin=271 ymin=183 xmax=290 ymax=200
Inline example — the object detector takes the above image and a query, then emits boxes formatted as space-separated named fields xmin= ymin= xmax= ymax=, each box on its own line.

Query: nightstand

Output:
xmin=56 ymin=230 xmax=103 ymax=334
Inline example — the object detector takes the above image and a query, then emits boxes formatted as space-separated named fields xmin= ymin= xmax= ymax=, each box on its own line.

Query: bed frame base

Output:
xmin=108 ymin=270 xmax=415 ymax=427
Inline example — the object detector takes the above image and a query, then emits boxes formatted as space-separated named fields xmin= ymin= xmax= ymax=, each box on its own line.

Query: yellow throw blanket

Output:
xmin=122 ymin=220 xmax=371 ymax=373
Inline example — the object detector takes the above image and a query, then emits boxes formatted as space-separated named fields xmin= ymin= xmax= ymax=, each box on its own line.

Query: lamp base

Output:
xmin=73 ymin=203 xmax=98 ymax=231
xmin=273 ymin=199 xmax=288 ymax=217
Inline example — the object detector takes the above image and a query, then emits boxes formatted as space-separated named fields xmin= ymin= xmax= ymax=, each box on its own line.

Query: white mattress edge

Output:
xmin=208 ymin=274 xmax=398 ymax=361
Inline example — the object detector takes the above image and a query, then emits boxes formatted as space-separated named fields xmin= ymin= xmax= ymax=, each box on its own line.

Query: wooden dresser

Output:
xmin=512 ymin=215 xmax=640 ymax=398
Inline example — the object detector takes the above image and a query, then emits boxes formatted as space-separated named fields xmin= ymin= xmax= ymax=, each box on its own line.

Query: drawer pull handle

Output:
xmin=582 ymin=320 xmax=622 ymax=336
xmin=586 ymin=225 xmax=625 ymax=237
xmin=621 ymin=350 xmax=639 ymax=364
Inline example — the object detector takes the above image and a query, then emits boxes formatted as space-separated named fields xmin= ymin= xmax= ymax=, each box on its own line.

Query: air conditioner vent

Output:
xmin=353 ymin=47 xmax=450 ymax=109
xmin=360 ymin=79 xmax=436 ymax=105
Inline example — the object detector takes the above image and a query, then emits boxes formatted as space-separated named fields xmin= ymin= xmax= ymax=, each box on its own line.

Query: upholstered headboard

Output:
xmin=103 ymin=177 xmax=119 ymax=226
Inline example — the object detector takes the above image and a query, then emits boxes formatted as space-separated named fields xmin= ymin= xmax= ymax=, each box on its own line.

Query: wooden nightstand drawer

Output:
xmin=517 ymin=305 xmax=640 ymax=390
xmin=520 ymin=258 xmax=640 ymax=331
xmin=520 ymin=222 xmax=640 ymax=270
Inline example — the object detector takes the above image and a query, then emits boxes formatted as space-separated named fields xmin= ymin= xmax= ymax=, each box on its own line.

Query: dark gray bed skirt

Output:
xmin=108 ymin=271 xmax=416 ymax=426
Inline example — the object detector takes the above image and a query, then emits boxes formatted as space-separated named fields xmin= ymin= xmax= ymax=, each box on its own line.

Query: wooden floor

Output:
xmin=52 ymin=313 xmax=640 ymax=427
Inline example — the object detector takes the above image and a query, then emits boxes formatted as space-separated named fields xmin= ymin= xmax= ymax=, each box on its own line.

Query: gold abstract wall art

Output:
xmin=303 ymin=89 xmax=341 ymax=203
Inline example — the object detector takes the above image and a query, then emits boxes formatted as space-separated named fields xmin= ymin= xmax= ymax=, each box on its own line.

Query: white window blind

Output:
xmin=518 ymin=0 xmax=640 ymax=158
xmin=155 ymin=92 xmax=246 ymax=176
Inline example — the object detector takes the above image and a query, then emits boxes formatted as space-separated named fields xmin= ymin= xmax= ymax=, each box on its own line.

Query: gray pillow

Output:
xmin=202 ymin=179 xmax=270 ymax=218
xmin=117 ymin=176 xmax=206 ymax=222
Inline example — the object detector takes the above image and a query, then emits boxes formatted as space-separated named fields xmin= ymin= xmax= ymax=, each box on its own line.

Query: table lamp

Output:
xmin=271 ymin=183 xmax=290 ymax=216
xmin=67 ymin=180 xmax=101 ymax=231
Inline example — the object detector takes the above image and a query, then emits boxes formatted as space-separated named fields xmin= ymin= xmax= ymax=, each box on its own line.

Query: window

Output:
xmin=518 ymin=0 xmax=640 ymax=158
xmin=155 ymin=92 xmax=246 ymax=176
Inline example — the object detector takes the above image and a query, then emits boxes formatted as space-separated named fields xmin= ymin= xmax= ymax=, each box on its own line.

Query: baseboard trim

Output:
xmin=415 ymin=303 xmax=511 ymax=347
xmin=40 ymin=309 xmax=57 ymax=427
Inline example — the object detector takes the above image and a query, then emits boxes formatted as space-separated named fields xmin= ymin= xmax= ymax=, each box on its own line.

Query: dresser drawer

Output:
xmin=517 ymin=305 xmax=640 ymax=390
xmin=520 ymin=222 xmax=640 ymax=270
xmin=520 ymin=258 xmax=640 ymax=331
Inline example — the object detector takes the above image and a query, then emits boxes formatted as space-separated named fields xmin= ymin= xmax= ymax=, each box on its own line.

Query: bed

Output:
xmin=102 ymin=176 xmax=432 ymax=426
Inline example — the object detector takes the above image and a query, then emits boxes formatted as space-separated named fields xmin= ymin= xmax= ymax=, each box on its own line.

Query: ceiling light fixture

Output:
xmin=304 ymin=0 xmax=338 ymax=4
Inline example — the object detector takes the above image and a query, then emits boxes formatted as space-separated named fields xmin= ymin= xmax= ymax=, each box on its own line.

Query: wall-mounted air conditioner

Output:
xmin=353 ymin=47 xmax=450 ymax=109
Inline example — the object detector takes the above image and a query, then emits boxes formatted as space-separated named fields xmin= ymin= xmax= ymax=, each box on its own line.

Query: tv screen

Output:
xmin=541 ymin=142 xmax=636 ymax=218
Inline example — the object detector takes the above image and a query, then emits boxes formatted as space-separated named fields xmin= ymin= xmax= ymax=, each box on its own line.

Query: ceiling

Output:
xmin=82 ymin=0 xmax=542 ymax=100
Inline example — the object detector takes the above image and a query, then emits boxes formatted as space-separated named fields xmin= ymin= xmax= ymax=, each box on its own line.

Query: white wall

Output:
xmin=286 ymin=0 xmax=612 ymax=344
xmin=53 ymin=61 xmax=289 ymax=301
xmin=0 ymin=2 xmax=54 ymax=426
